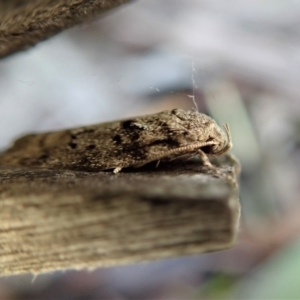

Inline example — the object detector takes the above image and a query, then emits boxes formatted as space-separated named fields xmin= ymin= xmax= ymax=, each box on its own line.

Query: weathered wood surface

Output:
xmin=0 ymin=0 xmax=131 ymax=58
xmin=0 ymin=156 xmax=240 ymax=275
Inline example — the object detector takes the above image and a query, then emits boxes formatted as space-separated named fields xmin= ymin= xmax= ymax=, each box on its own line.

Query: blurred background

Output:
xmin=1 ymin=0 xmax=300 ymax=299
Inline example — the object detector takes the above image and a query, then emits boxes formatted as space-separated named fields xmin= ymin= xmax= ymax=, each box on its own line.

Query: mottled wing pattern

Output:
xmin=0 ymin=109 xmax=221 ymax=171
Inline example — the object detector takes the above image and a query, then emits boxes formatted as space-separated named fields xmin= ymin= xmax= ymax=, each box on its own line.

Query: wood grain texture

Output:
xmin=0 ymin=156 xmax=240 ymax=275
xmin=0 ymin=0 xmax=131 ymax=58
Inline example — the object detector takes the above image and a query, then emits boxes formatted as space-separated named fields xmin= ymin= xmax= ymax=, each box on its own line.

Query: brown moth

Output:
xmin=0 ymin=109 xmax=232 ymax=173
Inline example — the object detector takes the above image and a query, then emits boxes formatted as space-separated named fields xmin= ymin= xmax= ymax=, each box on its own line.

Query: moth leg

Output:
xmin=156 ymin=160 xmax=161 ymax=168
xmin=198 ymin=149 xmax=237 ymax=188
xmin=197 ymin=149 xmax=214 ymax=168
xmin=113 ymin=167 xmax=122 ymax=174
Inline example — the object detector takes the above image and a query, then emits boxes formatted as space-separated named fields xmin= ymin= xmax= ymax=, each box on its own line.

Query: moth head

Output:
xmin=170 ymin=109 xmax=232 ymax=155
xmin=208 ymin=123 xmax=232 ymax=155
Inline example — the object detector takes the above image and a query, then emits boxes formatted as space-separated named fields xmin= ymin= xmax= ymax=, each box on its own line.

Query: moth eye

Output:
xmin=202 ymin=145 xmax=214 ymax=154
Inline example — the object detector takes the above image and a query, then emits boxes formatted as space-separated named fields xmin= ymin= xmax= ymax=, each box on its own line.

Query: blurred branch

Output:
xmin=0 ymin=157 xmax=240 ymax=275
xmin=0 ymin=0 xmax=131 ymax=58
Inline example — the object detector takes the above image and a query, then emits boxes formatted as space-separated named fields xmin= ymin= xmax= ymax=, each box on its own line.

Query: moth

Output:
xmin=0 ymin=109 xmax=232 ymax=173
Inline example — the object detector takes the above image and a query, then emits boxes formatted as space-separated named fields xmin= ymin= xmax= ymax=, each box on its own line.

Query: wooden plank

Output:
xmin=0 ymin=156 xmax=240 ymax=275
